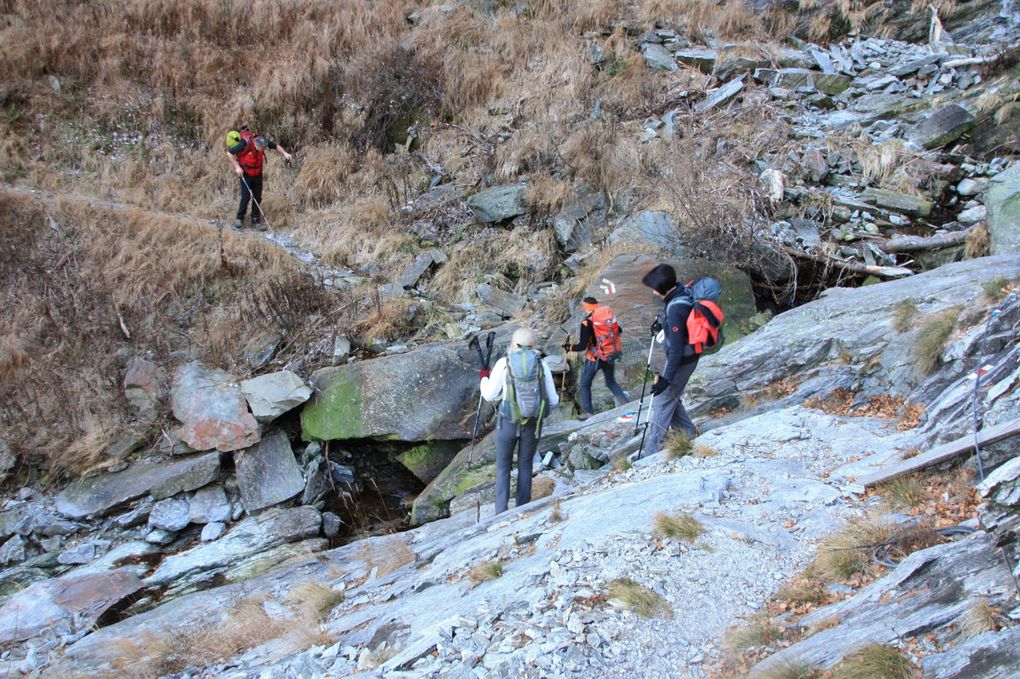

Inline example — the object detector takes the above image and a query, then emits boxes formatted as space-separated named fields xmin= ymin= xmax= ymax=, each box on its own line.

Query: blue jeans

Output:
xmin=580 ymin=358 xmax=629 ymax=414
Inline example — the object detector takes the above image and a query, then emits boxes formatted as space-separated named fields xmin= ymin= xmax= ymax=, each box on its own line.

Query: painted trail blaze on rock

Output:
xmin=171 ymin=362 xmax=260 ymax=452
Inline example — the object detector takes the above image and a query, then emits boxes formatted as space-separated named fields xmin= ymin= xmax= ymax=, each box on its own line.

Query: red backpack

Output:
xmin=587 ymin=306 xmax=623 ymax=362
xmin=236 ymin=129 xmax=264 ymax=177
xmin=667 ymin=278 xmax=725 ymax=355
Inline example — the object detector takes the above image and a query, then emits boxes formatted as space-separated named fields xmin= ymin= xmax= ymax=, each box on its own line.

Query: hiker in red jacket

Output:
xmin=563 ymin=296 xmax=630 ymax=420
xmin=226 ymin=126 xmax=291 ymax=230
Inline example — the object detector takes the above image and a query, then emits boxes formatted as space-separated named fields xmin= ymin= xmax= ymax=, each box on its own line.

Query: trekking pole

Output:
xmin=467 ymin=332 xmax=496 ymax=465
xmin=633 ymin=332 xmax=657 ymax=436
xmin=559 ymin=332 xmax=571 ymax=404
xmin=239 ymin=174 xmax=272 ymax=231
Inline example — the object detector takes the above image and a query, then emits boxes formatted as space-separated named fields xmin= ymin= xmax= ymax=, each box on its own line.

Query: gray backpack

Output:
xmin=503 ymin=348 xmax=547 ymax=428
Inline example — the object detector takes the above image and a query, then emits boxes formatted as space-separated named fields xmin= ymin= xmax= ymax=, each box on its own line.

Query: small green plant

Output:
xmin=653 ymin=511 xmax=706 ymax=542
xmin=470 ymin=560 xmax=504 ymax=582
xmin=612 ymin=453 xmax=632 ymax=471
xmin=891 ymin=299 xmax=917 ymax=332
xmin=831 ymin=643 xmax=916 ymax=679
xmin=958 ymin=597 xmax=1002 ymax=640
xmin=880 ymin=474 xmax=924 ymax=509
xmin=607 ymin=577 xmax=673 ymax=619
xmin=664 ymin=431 xmax=693 ymax=460
xmin=724 ymin=612 xmax=784 ymax=652
xmin=915 ymin=306 xmax=961 ymax=375
xmin=981 ymin=276 xmax=1009 ymax=301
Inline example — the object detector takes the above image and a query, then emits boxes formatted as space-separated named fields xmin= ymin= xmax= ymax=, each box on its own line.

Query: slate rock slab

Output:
xmin=234 ymin=431 xmax=304 ymax=512
xmin=189 ymin=485 xmax=232 ymax=524
xmin=466 ymin=184 xmax=527 ymax=223
xmin=171 ymin=362 xmax=260 ymax=452
xmin=145 ymin=506 xmax=321 ymax=586
xmin=123 ymin=356 xmax=165 ymax=422
xmin=907 ymin=104 xmax=975 ymax=150
xmin=0 ymin=569 xmax=143 ymax=644
xmin=986 ymin=162 xmax=1020 ymax=255
xmin=148 ymin=497 xmax=191 ymax=532
xmin=240 ymin=370 xmax=312 ymax=423
xmin=476 ymin=283 xmax=526 ymax=318
xmin=55 ymin=453 xmax=220 ymax=519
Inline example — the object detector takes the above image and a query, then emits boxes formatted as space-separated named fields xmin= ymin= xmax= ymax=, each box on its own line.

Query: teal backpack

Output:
xmin=503 ymin=348 xmax=547 ymax=431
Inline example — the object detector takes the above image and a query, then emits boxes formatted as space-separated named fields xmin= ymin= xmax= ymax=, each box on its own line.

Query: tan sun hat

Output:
xmin=510 ymin=327 xmax=537 ymax=352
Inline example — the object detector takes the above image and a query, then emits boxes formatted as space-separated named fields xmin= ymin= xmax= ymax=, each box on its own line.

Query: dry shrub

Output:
xmin=964 ymin=224 xmax=991 ymax=259
xmin=525 ymin=175 xmax=575 ymax=216
xmin=880 ymin=474 xmax=924 ymax=509
xmin=560 ymin=120 xmax=640 ymax=208
xmin=353 ymin=296 xmax=419 ymax=343
xmin=775 ymin=570 xmax=830 ymax=608
xmin=692 ymin=443 xmax=718 ymax=457
xmin=293 ymin=143 xmax=358 ymax=208
xmin=664 ymin=431 xmax=693 ymax=459
xmin=611 ymin=452 xmax=633 ymax=471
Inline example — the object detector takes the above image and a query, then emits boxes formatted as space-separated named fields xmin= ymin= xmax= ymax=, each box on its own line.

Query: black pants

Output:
xmin=494 ymin=417 xmax=538 ymax=514
xmin=237 ymin=173 xmax=264 ymax=222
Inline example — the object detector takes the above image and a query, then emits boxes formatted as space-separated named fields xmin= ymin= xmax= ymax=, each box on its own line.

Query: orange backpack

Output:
xmin=587 ymin=306 xmax=623 ymax=362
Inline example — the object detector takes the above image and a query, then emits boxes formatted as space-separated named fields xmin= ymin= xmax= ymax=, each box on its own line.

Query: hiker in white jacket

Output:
xmin=479 ymin=327 xmax=559 ymax=514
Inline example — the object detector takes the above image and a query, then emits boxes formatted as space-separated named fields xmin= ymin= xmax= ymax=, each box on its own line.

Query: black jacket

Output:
xmin=659 ymin=286 xmax=698 ymax=382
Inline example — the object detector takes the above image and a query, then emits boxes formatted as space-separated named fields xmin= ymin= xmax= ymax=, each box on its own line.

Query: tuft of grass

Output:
xmin=891 ymin=299 xmax=917 ymax=333
xmin=724 ymin=612 xmax=784 ymax=652
xmin=549 ymin=500 xmax=566 ymax=524
xmin=611 ymin=453 xmax=632 ymax=471
xmin=980 ymin=276 xmax=1010 ymax=301
xmin=831 ymin=643 xmax=917 ymax=679
xmin=470 ymin=560 xmax=504 ymax=583
xmin=607 ymin=577 xmax=673 ymax=619
xmin=774 ymin=569 xmax=830 ymax=608
xmin=664 ymin=431 xmax=693 ymax=460
xmin=692 ymin=443 xmax=719 ymax=458
xmin=814 ymin=518 xmax=892 ymax=581
xmin=880 ymin=474 xmax=924 ymax=509
xmin=915 ymin=306 xmax=962 ymax=375
xmin=758 ymin=663 xmax=824 ymax=679
xmin=288 ymin=581 xmax=345 ymax=619
xmin=653 ymin=511 xmax=706 ymax=542
xmin=958 ymin=598 xmax=1002 ymax=640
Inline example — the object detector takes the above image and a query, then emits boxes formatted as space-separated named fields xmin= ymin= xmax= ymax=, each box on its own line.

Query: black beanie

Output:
xmin=641 ymin=264 xmax=677 ymax=295
xmin=582 ymin=296 xmax=598 ymax=305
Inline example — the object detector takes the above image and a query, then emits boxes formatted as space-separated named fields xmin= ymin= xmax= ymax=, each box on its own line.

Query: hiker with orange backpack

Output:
xmin=225 ymin=126 xmax=292 ymax=230
xmin=636 ymin=264 xmax=723 ymax=459
xmin=562 ymin=296 xmax=630 ymax=420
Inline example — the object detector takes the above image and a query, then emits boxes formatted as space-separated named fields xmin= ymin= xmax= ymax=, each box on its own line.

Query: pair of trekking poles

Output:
xmin=467 ymin=331 xmax=496 ymax=465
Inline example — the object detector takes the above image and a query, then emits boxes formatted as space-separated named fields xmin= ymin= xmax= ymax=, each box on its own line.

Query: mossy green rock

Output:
xmin=987 ymin=163 xmax=1020 ymax=255
xmin=301 ymin=344 xmax=478 ymax=442
xmin=397 ymin=441 xmax=461 ymax=485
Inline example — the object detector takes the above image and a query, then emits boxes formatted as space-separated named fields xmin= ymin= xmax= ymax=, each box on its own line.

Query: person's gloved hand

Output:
xmin=479 ymin=368 xmax=490 ymax=379
xmin=561 ymin=341 xmax=571 ymax=352
xmin=650 ymin=374 xmax=669 ymax=396
xmin=650 ymin=318 xmax=662 ymax=334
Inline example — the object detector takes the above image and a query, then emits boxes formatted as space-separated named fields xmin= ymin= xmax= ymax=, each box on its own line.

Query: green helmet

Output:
xmin=225 ymin=130 xmax=241 ymax=148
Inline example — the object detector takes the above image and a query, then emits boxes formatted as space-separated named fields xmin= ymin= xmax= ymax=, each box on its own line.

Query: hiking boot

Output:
xmin=253 ymin=220 xmax=267 ymax=232
xmin=232 ymin=218 xmax=244 ymax=229
xmin=614 ymin=392 xmax=631 ymax=407
xmin=577 ymin=412 xmax=592 ymax=421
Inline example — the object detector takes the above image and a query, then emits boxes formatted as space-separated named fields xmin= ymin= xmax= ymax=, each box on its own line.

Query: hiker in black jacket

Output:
xmin=639 ymin=263 xmax=699 ymax=458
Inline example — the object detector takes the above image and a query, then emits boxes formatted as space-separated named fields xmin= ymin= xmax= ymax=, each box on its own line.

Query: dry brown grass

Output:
xmin=965 ymin=224 xmax=991 ymax=259
xmin=653 ymin=511 xmax=706 ymax=542
xmin=724 ymin=612 xmax=784 ymax=652
xmin=915 ymin=306 xmax=962 ymax=375
xmin=607 ymin=577 xmax=673 ymax=618
xmin=469 ymin=560 xmax=504 ymax=582
xmin=0 ymin=188 xmax=338 ymax=475
xmin=831 ymin=643 xmax=918 ymax=679
xmin=958 ymin=598 xmax=1003 ymax=640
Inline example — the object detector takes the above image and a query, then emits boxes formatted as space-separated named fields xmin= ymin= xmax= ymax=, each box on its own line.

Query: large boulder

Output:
xmin=54 ymin=453 xmax=220 ymax=519
xmin=171 ymin=362 xmax=259 ymax=453
xmin=301 ymin=342 xmax=482 ymax=442
xmin=466 ymin=184 xmax=527 ymax=223
xmin=986 ymin=162 xmax=1020 ymax=255
xmin=234 ymin=431 xmax=305 ymax=512
xmin=239 ymin=370 xmax=312 ymax=423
